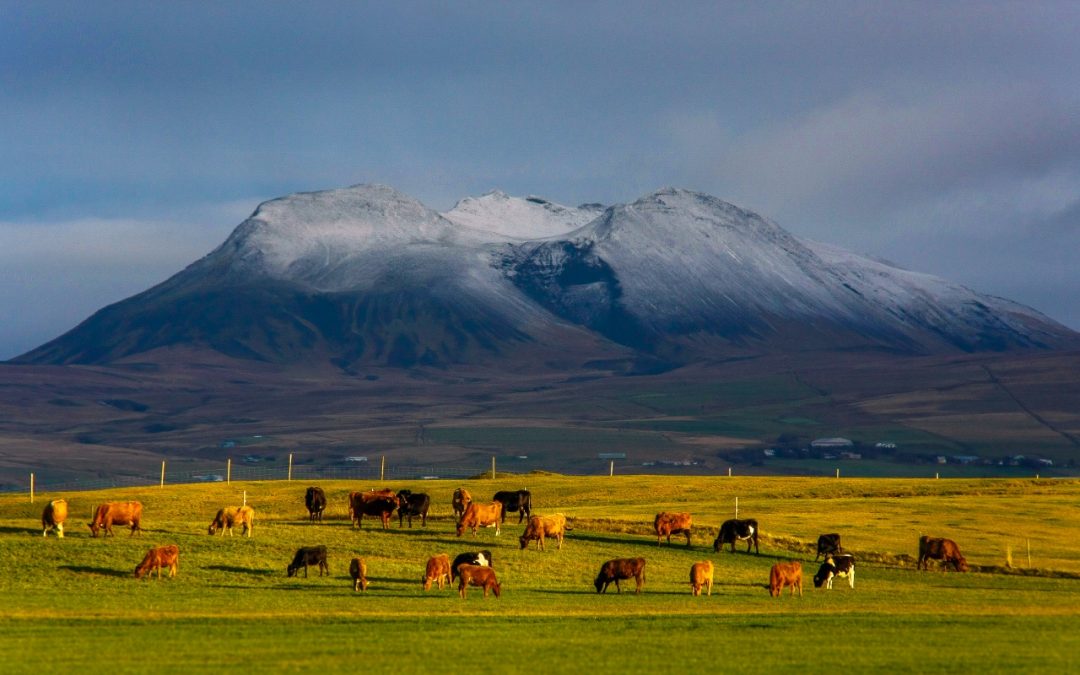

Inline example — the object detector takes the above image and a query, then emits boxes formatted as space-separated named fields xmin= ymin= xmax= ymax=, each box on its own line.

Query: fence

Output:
xmin=1 ymin=455 xmax=532 ymax=496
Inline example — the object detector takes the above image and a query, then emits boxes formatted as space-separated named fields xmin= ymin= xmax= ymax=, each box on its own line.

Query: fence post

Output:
xmin=735 ymin=496 xmax=739 ymax=519
xmin=728 ymin=467 xmax=732 ymax=477
xmin=288 ymin=453 xmax=293 ymax=481
xmin=609 ymin=460 xmax=614 ymax=477
xmin=836 ymin=468 xmax=840 ymax=479
xmin=30 ymin=472 xmax=34 ymax=503
xmin=243 ymin=490 xmax=247 ymax=507
xmin=160 ymin=460 xmax=166 ymax=488
xmin=491 ymin=456 xmax=496 ymax=480
xmin=380 ymin=456 xmax=386 ymax=481
xmin=227 ymin=458 xmax=232 ymax=485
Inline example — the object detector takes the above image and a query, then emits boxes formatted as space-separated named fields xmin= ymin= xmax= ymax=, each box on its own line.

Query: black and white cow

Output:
xmin=815 ymin=533 xmax=843 ymax=560
xmin=395 ymin=489 xmax=431 ymax=528
xmin=713 ymin=518 xmax=759 ymax=554
xmin=813 ymin=554 xmax=855 ymax=589
xmin=492 ymin=489 xmax=532 ymax=523
xmin=451 ymin=550 xmax=493 ymax=582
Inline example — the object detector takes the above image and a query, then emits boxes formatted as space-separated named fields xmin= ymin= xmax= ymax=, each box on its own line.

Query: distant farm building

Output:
xmin=811 ymin=437 xmax=854 ymax=449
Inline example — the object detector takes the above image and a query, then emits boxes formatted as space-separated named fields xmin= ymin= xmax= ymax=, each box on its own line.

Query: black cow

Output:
xmin=813 ymin=554 xmax=855 ymax=589
xmin=304 ymin=487 xmax=327 ymax=523
xmin=492 ymin=489 xmax=532 ymax=523
xmin=287 ymin=545 xmax=328 ymax=577
xmin=451 ymin=550 xmax=493 ymax=582
xmin=396 ymin=489 xmax=431 ymax=528
xmin=815 ymin=533 xmax=843 ymax=560
xmin=713 ymin=518 xmax=759 ymax=554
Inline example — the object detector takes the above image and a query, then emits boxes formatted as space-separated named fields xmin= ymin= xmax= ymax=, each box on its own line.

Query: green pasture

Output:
xmin=2 ymin=476 xmax=1079 ymax=673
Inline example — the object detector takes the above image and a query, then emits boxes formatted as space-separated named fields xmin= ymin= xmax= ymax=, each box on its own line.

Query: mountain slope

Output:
xmin=13 ymin=184 xmax=1079 ymax=369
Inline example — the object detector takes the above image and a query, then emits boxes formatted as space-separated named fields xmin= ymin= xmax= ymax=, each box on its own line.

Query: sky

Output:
xmin=2 ymin=2 xmax=1079 ymax=360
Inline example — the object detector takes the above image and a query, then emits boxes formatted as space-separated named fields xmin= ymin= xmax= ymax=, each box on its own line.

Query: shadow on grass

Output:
xmin=59 ymin=564 xmax=128 ymax=578
xmin=0 ymin=526 xmax=41 ymax=535
xmin=203 ymin=564 xmax=275 ymax=576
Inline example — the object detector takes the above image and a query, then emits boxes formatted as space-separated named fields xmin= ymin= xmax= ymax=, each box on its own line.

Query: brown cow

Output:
xmin=349 ymin=489 xmax=397 ymax=529
xmin=456 ymin=501 xmax=503 ymax=537
xmin=769 ymin=561 xmax=803 ymax=597
xmin=42 ymin=499 xmax=68 ymax=538
xmin=594 ymin=557 xmax=646 ymax=594
xmin=918 ymin=536 xmax=969 ymax=572
xmin=89 ymin=501 xmax=142 ymax=537
xmin=135 ymin=544 xmax=179 ymax=579
xmin=654 ymin=512 xmax=692 ymax=547
xmin=208 ymin=505 xmax=255 ymax=537
xmin=351 ymin=496 xmax=396 ymax=530
xmin=423 ymin=553 xmax=452 ymax=591
xmin=350 ymin=557 xmax=369 ymax=592
xmin=690 ymin=560 xmax=714 ymax=596
xmin=457 ymin=563 xmax=501 ymax=599
xmin=519 ymin=514 xmax=569 ymax=551
xmin=452 ymin=487 xmax=472 ymax=524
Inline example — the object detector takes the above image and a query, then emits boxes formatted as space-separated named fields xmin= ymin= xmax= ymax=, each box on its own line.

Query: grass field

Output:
xmin=2 ymin=475 xmax=1079 ymax=673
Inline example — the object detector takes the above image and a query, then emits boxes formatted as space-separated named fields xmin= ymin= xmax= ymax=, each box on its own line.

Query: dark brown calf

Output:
xmin=594 ymin=557 xmax=646 ymax=594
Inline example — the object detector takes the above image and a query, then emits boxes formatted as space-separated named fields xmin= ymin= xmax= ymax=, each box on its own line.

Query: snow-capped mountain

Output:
xmin=443 ymin=190 xmax=604 ymax=239
xmin=13 ymin=184 xmax=1078 ymax=369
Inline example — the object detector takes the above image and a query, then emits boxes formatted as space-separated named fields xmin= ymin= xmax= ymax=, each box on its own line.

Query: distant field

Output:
xmin=2 ymin=475 xmax=1079 ymax=673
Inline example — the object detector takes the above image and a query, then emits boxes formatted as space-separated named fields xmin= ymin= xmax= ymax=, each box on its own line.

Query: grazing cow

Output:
xmin=134 ymin=544 xmax=179 ymax=580
xmin=352 ymin=496 xmax=397 ymax=530
xmin=304 ymin=487 xmax=327 ymax=523
xmin=349 ymin=557 xmax=369 ymax=592
xmin=423 ymin=554 xmax=452 ymax=591
xmin=348 ymin=489 xmax=396 ymax=528
xmin=456 ymin=501 xmax=504 ymax=537
xmin=814 ymin=554 xmax=855 ymax=590
xmin=89 ymin=501 xmax=143 ymax=537
xmin=457 ymin=564 xmax=501 ymax=599
xmin=594 ymin=557 xmax=646 ymax=594
xmin=918 ymin=536 xmax=969 ymax=572
xmin=492 ymin=489 xmax=532 ymax=523
xmin=713 ymin=518 xmax=759 ymax=554
xmin=451 ymin=550 xmax=493 ymax=582
xmin=208 ymin=505 xmax=255 ymax=537
xmin=815 ymin=533 xmax=843 ymax=560
xmin=654 ymin=512 xmax=692 ymax=547
xmin=42 ymin=499 xmax=68 ymax=538
xmin=519 ymin=514 xmax=569 ymax=551
xmin=396 ymin=490 xmax=431 ymax=528
xmin=690 ymin=561 xmax=714 ymax=596
xmin=287 ymin=545 xmax=329 ymax=578
xmin=452 ymin=487 xmax=472 ymax=524
xmin=769 ymin=561 xmax=803 ymax=597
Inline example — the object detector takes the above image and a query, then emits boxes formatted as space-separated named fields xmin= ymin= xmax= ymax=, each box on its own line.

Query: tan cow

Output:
xmin=208 ymin=505 xmax=255 ymax=537
xmin=350 ymin=557 xmax=369 ymax=592
xmin=769 ymin=561 xmax=803 ymax=597
xmin=89 ymin=501 xmax=142 ymax=537
xmin=654 ymin=511 xmax=692 ymax=546
xmin=452 ymin=487 xmax=472 ymax=524
xmin=135 ymin=544 xmax=179 ymax=579
xmin=423 ymin=553 xmax=451 ymax=591
xmin=690 ymin=560 xmax=714 ymax=596
xmin=519 ymin=514 xmax=569 ymax=551
xmin=457 ymin=563 xmax=501 ymax=598
xmin=42 ymin=499 xmax=68 ymax=538
xmin=456 ymin=500 xmax=503 ymax=537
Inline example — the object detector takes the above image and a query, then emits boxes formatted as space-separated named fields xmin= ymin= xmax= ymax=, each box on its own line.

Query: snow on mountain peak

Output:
xmin=444 ymin=190 xmax=603 ymax=239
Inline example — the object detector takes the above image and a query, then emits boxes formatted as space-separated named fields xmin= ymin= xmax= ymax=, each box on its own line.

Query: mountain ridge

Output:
xmin=12 ymin=183 xmax=1079 ymax=369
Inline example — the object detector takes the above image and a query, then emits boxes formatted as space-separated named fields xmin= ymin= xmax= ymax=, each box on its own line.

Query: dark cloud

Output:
xmin=1 ymin=2 xmax=1078 ymax=357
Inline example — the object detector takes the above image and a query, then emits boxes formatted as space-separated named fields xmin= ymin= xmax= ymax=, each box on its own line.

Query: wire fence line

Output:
xmin=1 ymin=461 xmax=510 ymax=496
